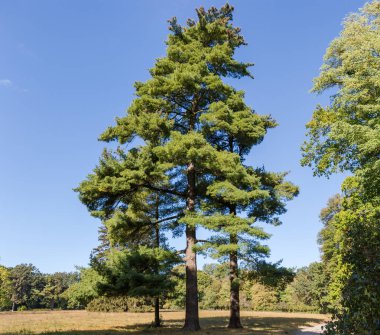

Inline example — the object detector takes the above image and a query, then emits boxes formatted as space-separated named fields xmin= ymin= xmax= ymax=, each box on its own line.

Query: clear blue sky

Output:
xmin=0 ymin=1 xmax=365 ymax=273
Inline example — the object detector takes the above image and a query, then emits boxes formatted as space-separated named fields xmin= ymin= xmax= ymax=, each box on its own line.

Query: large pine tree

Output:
xmin=77 ymin=4 xmax=297 ymax=330
xmin=95 ymin=5 xmax=256 ymax=330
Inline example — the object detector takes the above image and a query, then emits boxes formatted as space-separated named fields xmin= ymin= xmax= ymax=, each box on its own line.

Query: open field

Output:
xmin=0 ymin=310 xmax=329 ymax=335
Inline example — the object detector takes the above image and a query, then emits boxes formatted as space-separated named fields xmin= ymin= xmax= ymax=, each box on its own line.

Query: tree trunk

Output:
xmin=154 ymin=296 xmax=160 ymax=327
xmin=183 ymin=162 xmax=200 ymax=331
xmin=228 ymin=206 xmax=242 ymax=328
xmin=12 ymin=301 xmax=16 ymax=312
xmin=154 ymin=194 xmax=161 ymax=327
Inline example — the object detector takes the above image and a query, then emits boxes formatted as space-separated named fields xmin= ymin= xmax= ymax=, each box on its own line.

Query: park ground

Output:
xmin=0 ymin=310 xmax=328 ymax=335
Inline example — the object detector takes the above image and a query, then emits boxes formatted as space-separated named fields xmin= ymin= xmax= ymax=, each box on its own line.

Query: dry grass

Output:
xmin=0 ymin=310 xmax=329 ymax=335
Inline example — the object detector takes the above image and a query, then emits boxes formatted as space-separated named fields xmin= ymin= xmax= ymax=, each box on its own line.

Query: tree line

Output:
xmin=0 ymin=261 xmax=332 ymax=315
xmin=0 ymin=264 xmax=78 ymax=311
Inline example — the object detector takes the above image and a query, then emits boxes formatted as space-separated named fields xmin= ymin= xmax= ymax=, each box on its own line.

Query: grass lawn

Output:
xmin=0 ymin=310 xmax=329 ymax=335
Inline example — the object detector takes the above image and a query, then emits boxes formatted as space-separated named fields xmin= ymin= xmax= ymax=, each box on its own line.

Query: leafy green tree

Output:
xmin=0 ymin=265 xmax=12 ymax=310
xmin=249 ymin=281 xmax=278 ymax=311
xmin=317 ymin=195 xmax=342 ymax=310
xmin=318 ymin=195 xmax=342 ymax=267
xmin=246 ymin=260 xmax=295 ymax=292
xmin=283 ymin=262 xmax=328 ymax=313
xmin=324 ymin=180 xmax=380 ymax=334
xmin=62 ymin=267 xmax=103 ymax=309
xmin=40 ymin=272 xmax=79 ymax=309
xmin=9 ymin=264 xmax=44 ymax=311
xmin=301 ymin=1 xmax=380 ymax=333
xmin=198 ymin=264 xmax=230 ymax=310
xmin=164 ymin=265 xmax=186 ymax=310
xmin=165 ymin=264 xmax=230 ymax=311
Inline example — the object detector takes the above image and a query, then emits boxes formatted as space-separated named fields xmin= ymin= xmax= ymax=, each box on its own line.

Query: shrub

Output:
xmin=86 ymin=296 xmax=153 ymax=313
xmin=250 ymin=282 xmax=278 ymax=311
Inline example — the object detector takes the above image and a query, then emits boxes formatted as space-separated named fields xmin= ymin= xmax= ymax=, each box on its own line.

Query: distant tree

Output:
xmin=250 ymin=281 xmax=278 ymax=311
xmin=62 ymin=267 xmax=103 ymax=309
xmin=0 ymin=265 xmax=12 ymax=310
xmin=198 ymin=264 xmax=229 ymax=310
xmin=316 ymin=195 xmax=342 ymax=310
xmin=165 ymin=264 xmax=230 ymax=311
xmin=246 ymin=261 xmax=295 ymax=291
xmin=9 ymin=264 xmax=44 ymax=311
xmin=40 ymin=272 xmax=79 ymax=310
xmin=318 ymin=195 xmax=342 ymax=266
xmin=283 ymin=262 xmax=329 ymax=313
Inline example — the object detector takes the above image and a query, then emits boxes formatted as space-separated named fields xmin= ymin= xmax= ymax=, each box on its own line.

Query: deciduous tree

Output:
xmin=302 ymin=1 xmax=380 ymax=333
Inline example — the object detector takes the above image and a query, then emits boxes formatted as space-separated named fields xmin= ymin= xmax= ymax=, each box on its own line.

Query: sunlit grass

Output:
xmin=0 ymin=310 xmax=328 ymax=334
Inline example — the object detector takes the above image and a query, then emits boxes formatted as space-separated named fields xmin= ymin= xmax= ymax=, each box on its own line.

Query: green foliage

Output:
xmin=246 ymin=261 xmax=295 ymax=290
xmin=323 ymin=184 xmax=380 ymax=335
xmin=10 ymin=264 xmax=45 ymax=310
xmin=282 ymin=263 xmax=328 ymax=313
xmin=40 ymin=272 xmax=79 ymax=309
xmin=86 ymin=296 xmax=153 ymax=313
xmin=198 ymin=265 xmax=230 ymax=310
xmin=316 ymin=195 xmax=343 ymax=311
xmin=318 ymin=195 xmax=342 ymax=268
xmin=0 ymin=265 xmax=12 ymax=310
xmin=61 ymin=267 xmax=103 ymax=309
xmin=249 ymin=281 xmax=278 ymax=311
xmin=163 ymin=266 xmax=185 ymax=310
xmin=302 ymin=1 xmax=380 ymax=333
xmin=301 ymin=0 xmax=380 ymax=183
xmin=164 ymin=264 xmax=230 ymax=310
xmin=0 ymin=263 xmax=80 ymax=311
xmin=164 ymin=263 xmax=312 ymax=313
xmin=75 ymin=4 xmax=298 ymax=329
xmin=93 ymin=246 xmax=180 ymax=298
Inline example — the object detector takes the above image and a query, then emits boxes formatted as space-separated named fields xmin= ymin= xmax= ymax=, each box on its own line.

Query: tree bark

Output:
xmin=183 ymin=162 xmax=200 ymax=331
xmin=154 ymin=296 xmax=160 ymax=327
xmin=226 ymin=138 xmax=242 ymax=328
xmin=154 ymin=194 xmax=161 ymax=327
xmin=228 ymin=232 xmax=242 ymax=328
xmin=227 ymin=204 xmax=242 ymax=328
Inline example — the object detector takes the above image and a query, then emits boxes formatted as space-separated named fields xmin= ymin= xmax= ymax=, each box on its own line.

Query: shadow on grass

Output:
xmin=6 ymin=315 xmax=325 ymax=335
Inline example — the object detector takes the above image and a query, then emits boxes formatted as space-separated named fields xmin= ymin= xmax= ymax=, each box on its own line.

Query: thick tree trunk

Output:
xmin=11 ymin=301 xmax=16 ymax=312
xmin=154 ymin=296 xmax=160 ymax=327
xmin=183 ymin=162 xmax=200 ymax=331
xmin=228 ymin=207 xmax=242 ymax=328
